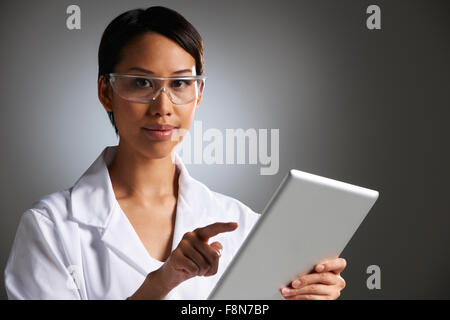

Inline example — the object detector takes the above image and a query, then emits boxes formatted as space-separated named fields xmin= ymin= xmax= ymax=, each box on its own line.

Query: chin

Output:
xmin=139 ymin=141 xmax=178 ymax=161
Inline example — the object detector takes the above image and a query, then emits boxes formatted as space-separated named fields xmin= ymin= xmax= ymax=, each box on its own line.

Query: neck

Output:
xmin=107 ymin=142 xmax=179 ymax=206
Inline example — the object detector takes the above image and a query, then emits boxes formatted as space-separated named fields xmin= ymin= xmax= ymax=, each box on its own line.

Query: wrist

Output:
xmin=127 ymin=267 xmax=173 ymax=300
xmin=156 ymin=263 xmax=183 ymax=292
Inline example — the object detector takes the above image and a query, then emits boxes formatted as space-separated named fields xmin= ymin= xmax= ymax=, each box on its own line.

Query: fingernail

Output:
xmin=282 ymin=288 xmax=291 ymax=295
xmin=293 ymin=280 xmax=301 ymax=288
xmin=317 ymin=264 xmax=325 ymax=272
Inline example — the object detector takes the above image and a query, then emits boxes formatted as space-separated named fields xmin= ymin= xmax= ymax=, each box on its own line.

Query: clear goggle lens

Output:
xmin=107 ymin=73 xmax=206 ymax=105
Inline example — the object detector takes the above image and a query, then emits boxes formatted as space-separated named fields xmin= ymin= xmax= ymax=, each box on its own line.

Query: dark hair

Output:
xmin=97 ymin=6 xmax=204 ymax=137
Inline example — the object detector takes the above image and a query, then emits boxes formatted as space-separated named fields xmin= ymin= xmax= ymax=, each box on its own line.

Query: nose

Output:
xmin=148 ymin=87 xmax=174 ymax=116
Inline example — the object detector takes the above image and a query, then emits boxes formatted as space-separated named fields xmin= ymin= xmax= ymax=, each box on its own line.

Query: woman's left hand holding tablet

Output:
xmin=279 ymin=257 xmax=347 ymax=300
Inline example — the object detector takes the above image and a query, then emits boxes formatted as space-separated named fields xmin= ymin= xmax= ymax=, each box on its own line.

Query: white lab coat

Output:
xmin=4 ymin=145 xmax=260 ymax=300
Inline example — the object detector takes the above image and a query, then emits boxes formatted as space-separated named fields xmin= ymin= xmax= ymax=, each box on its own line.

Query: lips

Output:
xmin=143 ymin=124 xmax=178 ymax=131
xmin=142 ymin=124 xmax=178 ymax=141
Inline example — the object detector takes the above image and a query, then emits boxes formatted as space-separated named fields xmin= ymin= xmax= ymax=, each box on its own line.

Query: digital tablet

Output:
xmin=208 ymin=169 xmax=379 ymax=300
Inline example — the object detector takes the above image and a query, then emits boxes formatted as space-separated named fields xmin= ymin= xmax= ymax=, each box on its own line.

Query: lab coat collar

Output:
xmin=69 ymin=145 xmax=195 ymax=229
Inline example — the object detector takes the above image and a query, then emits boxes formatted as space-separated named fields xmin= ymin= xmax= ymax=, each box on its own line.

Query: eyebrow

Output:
xmin=126 ymin=67 xmax=193 ymax=75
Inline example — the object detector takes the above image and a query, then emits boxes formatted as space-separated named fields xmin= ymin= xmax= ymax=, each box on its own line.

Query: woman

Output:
xmin=4 ymin=6 xmax=346 ymax=300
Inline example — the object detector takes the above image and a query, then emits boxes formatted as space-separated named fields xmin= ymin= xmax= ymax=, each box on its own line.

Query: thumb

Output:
xmin=209 ymin=241 xmax=223 ymax=256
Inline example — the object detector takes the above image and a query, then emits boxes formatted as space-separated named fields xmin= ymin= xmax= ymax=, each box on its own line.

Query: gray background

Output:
xmin=1 ymin=0 xmax=449 ymax=299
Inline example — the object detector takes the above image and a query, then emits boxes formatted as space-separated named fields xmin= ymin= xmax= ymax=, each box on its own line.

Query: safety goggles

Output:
xmin=106 ymin=73 xmax=206 ymax=105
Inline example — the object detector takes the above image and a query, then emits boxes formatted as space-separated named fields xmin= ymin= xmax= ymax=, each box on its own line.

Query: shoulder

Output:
xmin=9 ymin=188 xmax=76 ymax=254
xmin=26 ymin=188 xmax=72 ymax=224
xmin=210 ymin=190 xmax=260 ymax=221
xmin=10 ymin=188 xmax=78 ymax=251
xmin=188 ymin=177 xmax=260 ymax=236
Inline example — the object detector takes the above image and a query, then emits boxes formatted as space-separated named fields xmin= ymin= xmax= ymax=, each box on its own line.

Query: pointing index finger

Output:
xmin=195 ymin=222 xmax=238 ymax=241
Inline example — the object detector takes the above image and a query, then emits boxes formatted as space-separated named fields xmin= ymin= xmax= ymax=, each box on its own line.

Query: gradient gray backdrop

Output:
xmin=1 ymin=0 xmax=449 ymax=299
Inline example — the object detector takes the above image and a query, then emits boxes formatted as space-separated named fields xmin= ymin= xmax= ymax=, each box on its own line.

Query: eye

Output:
xmin=133 ymin=78 xmax=152 ymax=88
xmin=171 ymin=79 xmax=193 ymax=88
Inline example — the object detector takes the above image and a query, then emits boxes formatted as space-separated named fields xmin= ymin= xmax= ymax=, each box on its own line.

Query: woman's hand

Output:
xmin=157 ymin=222 xmax=238 ymax=291
xmin=129 ymin=221 xmax=238 ymax=299
xmin=280 ymin=257 xmax=347 ymax=300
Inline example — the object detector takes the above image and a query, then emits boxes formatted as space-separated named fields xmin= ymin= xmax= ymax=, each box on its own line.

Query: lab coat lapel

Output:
xmin=100 ymin=202 xmax=160 ymax=276
xmin=170 ymin=152 xmax=207 ymax=252
xmin=170 ymin=187 xmax=193 ymax=252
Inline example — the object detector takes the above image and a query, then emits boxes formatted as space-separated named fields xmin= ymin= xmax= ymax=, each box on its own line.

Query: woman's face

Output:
xmin=98 ymin=32 xmax=202 ymax=159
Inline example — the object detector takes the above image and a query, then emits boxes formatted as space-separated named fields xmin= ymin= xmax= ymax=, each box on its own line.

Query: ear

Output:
xmin=194 ymin=81 xmax=205 ymax=111
xmin=194 ymin=94 xmax=203 ymax=111
xmin=98 ymin=75 xmax=113 ymax=112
